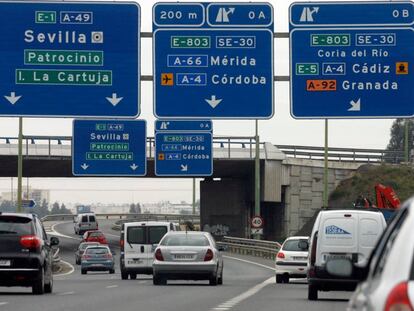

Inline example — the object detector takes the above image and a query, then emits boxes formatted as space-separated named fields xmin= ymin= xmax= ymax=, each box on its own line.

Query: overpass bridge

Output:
xmin=0 ymin=136 xmax=405 ymax=240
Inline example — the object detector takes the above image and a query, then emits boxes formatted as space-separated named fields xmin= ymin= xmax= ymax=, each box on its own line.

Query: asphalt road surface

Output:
xmin=0 ymin=220 xmax=351 ymax=311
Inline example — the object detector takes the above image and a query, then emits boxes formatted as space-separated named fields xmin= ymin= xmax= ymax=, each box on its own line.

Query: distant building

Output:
xmin=1 ymin=188 xmax=50 ymax=207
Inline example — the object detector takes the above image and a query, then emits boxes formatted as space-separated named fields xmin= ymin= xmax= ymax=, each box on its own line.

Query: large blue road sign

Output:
xmin=155 ymin=120 xmax=213 ymax=176
xmin=290 ymin=2 xmax=414 ymax=118
xmin=0 ymin=1 xmax=140 ymax=118
xmin=153 ymin=3 xmax=274 ymax=119
xmin=22 ymin=200 xmax=36 ymax=208
xmin=72 ymin=120 xmax=146 ymax=176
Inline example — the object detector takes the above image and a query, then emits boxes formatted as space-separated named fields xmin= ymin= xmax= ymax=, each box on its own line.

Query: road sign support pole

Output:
xmin=405 ymin=120 xmax=409 ymax=163
xmin=323 ymin=119 xmax=329 ymax=208
xmin=17 ymin=117 xmax=23 ymax=213
xmin=192 ymin=178 xmax=196 ymax=215
xmin=254 ymin=120 xmax=261 ymax=240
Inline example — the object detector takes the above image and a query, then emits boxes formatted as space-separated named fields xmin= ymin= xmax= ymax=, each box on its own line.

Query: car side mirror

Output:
xmin=298 ymin=241 xmax=309 ymax=251
xmin=326 ymin=258 xmax=353 ymax=277
xmin=50 ymin=236 xmax=60 ymax=246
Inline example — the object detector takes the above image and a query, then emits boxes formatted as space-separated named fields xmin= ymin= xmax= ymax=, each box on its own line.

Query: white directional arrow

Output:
xmin=4 ymin=92 xmax=22 ymax=105
xmin=205 ymin=95 xmax=222 ymax=108
xmin=81 ymin=163 xmax=89 ymax=170
xmin=106 ymin=93 xmax=123 ymax=106
xmin=130 ymin=163 xmax=139 ymax=171
xmin=348 ymin=98 xmax=361 ymax=111
xmin=180 ymin=164 xmax=188 ymax=172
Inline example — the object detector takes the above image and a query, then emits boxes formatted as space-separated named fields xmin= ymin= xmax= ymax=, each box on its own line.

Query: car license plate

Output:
xmin=293 ymin=256 xmax=307 ymax=260
xmin=128 ymin=259 xmax=142 ymax=264
xmin=174 ymin=254 xmax=194 ymax=260
xmin=326 ymin=254 xmax=352 ymax=261
xmin=91 ymin=264 xmax=103 ymax=267
xmin=0 ymin=260 xmax=10 ymax=266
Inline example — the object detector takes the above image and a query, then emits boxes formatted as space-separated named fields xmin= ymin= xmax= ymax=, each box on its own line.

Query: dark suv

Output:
xmin=0 ymin=213 xmax=59 ymax=294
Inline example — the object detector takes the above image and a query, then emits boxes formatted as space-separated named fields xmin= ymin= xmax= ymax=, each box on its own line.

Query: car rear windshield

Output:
xmin=161 ymin=235 xmax=210 ymax=247
xmin=85 ymin=247 xmax=109 ymax=254
xmin=282 ymin=239 xmax=308 ymax=251
xmin=81 ymin=215 xmax=88 ymax=222
xmin=80 ymin=243 xmax=98 ymax=250
xmin=148 ymin=226 xmax=168 ymax=244
xmin=127 ymin=227 xmax=145 ymax=244
xmin=0 ymin=216 xmax=33 ymax=235
xmin=89 ymin=215 xmax=96 ymax=222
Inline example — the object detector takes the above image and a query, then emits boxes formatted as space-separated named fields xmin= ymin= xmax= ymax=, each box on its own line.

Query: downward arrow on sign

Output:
xmin=106 ymin=93 xmax=123 ymax=106
xmin=4 ymin=92 xmax=22 ymax=105
xmin=205 ymin=95 xmax=222 ymax=108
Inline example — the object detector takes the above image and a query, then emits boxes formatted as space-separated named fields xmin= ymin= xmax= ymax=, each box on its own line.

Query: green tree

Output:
xmin=129 ymin=203 xmax=136 ymax=214
xmin=50 ymin=202 xmax=60 ymax=214
xmin=385 ymin=118 xmax=414 ymax=163
xmin=135 ymin=203 xmax=141 ymax=214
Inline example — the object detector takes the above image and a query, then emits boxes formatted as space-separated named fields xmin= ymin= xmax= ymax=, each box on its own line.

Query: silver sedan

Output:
xmin=152 ymin=231 xmax=224 ymax=286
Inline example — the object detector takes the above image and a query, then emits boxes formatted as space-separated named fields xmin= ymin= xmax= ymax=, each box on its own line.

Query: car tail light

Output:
xmin=204 ymin=249 xmax=214 ymax=261
xmin=105 ymin=253 xmax=112 ymax=259
xmin=277 ymin=252 xmax=285 ymax=259
xmin=20 ymin=235 xmax=42 ymax=250
xmin=120 ymin=239 xmax=124 ymax=251
xmin=384 ymin=282 xmax=414 ymax=311
xmin=82 ymin=255 xmax=91 ymax=260
xmin=155 ymin=249 xmax=164 ymax=261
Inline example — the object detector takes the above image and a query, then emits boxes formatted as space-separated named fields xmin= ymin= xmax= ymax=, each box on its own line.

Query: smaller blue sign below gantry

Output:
xmin=72 ymin=119 xmax=146 ymax=176
xmin=155 ymin=120 xmax=213 ymax=176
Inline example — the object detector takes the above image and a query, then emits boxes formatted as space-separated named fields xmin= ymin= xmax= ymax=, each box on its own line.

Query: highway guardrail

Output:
xmin=217 ymin=236 xmax=282 ymax=261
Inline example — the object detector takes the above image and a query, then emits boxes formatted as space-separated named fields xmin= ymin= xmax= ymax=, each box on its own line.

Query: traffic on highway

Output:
xmin=1 ymin=0 xmax=414 ymax=310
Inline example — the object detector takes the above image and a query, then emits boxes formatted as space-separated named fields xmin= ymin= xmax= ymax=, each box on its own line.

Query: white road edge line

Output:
xmin=58 ymin=291 xmax=75 ymax=296
xmin=54 ymin=259 xmax=75 ymax=277
xmin=106 ymin=285 xmax=119 ymax=289
xmin=0 ymin=302 xmax=9 ymax=306
xmin=49 ymin=223 xmax=82 ymax=241
xmin=212 ymin=277 xmax=274 ymax=311
xmin=223 ymin=255 xmax=276 ymax=271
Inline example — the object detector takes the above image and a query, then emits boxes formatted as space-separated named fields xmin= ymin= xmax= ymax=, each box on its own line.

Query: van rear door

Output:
xmin=357 ymin=214 xmax=384 ymax=266
xmin=318 ymin=213 xmax=357 ymax=266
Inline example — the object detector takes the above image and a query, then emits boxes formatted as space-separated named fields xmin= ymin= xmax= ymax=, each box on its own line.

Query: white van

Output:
xmin=307 ymin=209 xmax=386 ymax=300
xmin=120 ymin=221 xmax=180 ymax=280
xmin=74 ymin=213 xmax=98 ymax=235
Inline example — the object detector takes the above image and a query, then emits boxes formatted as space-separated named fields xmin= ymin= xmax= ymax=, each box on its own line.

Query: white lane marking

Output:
xmin=211 ymin=277 xmax=273 ymax=311
xmin=0 ymin=302 xmax=9 ymax=306
xmin=223 ymin=255 xmax=276 ymax=271
xmin=138 ymin=280 xmax=147 ymax=284
xmin=106 ymin=285 xmax=118 ymax=289
xmin=213 ymin=308 xmax=229 ymax=311
xmin=54 ymin=259 xmax=75 ymax=277
xmin=49 ymin=223 xmax=81 ymax=241
xmin=58 ymin=291 xmax=75 ymax=296
xmin=104 ymin=232 xmax=119 ymax=238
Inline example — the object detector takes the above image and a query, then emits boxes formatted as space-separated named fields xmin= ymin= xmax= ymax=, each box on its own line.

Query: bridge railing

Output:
xmin=217 ymin=236 xmax=282 ymax=261
xmin=0 ymin=135 xmax=406 ymax=163
xmin=0 ymin=135 xmax=262 ymax=160
xmin=41 ymin=213 xmax=200 ymax=224
xmin=276 ymin=144 xmax=405 ymax=164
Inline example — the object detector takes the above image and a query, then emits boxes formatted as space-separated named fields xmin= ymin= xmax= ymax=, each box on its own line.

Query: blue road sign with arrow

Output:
xmin=72 ymin=120 xmax=146 ymax=176
xmin=22 ymin=199 xmax=36 ymax=208
xmin=155 ymin=120 xmax=213 ymax=176
xmin=289 ymin=1 xmax=414 ymax=118
xmin=153 ymin=2 xmax=274 ymax=119
xmin=0 ymin=1 xmax=140 ymax=118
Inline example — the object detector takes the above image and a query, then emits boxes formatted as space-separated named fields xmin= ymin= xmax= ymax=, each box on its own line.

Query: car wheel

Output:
xmin=44 ymin=274 xmax=53 ymax=294
xmin=308 ymin=284 xmax=318 ymax=301
xmin=32 ymin=268 xmax=45 ymax=295
xmin=283 ymin=275 xmax=290 ymax=284
xmin=218 ymin=271 xmax=223 ymax=285
xmin=153 ymin=274 xmax=167 ymax=285
xmin=209 ymin=273 xmax=218 ymax=286
xmin=121 ymin=270 xmax=128 ymax=280
xmin=130 ymin=273 xmax=137 ymax=280
xmin=81 ymin=269 xmax=87 ymax=275
xmin=276 ymin=274 xmax=283 ymax=284
xmin=110 ymin=269 xmax=115 ymax=274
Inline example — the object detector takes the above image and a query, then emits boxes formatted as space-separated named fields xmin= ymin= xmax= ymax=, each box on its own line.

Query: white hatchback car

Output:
xmin=275 ymin=236 xmax=309 ymax=283
xmin=344 ymin=198 xmax=414 ymax=311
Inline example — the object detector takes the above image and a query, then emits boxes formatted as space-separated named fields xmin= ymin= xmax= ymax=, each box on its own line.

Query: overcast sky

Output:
xmin=0 ymin=0 xmax=397 ymax=205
